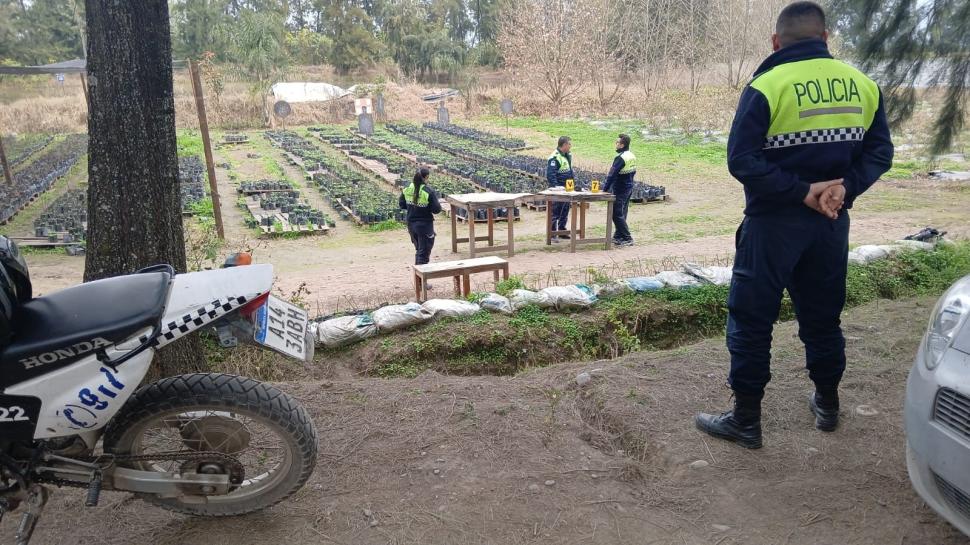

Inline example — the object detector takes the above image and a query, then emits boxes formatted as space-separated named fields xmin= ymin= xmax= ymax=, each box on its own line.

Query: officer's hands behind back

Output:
xmin=804 ymin=179 xmax=845 ymax=220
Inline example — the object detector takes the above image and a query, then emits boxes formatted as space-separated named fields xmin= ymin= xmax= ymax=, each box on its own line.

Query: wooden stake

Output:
xmin=0 ymin=130 xmax=12 ymax=186
xmin=187 ymin=59 xmax=225 ymax=239
xmin=79 ymin=73 xmax=89 ymax=107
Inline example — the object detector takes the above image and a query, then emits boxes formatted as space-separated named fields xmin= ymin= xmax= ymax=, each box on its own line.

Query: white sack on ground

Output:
xmin=372 ymin=303 xmax=435 ymax=331
xmin=422 ymin=299 xmax=480 ymax=319
xmin=314 ymin=315 xmax=378 ymax=347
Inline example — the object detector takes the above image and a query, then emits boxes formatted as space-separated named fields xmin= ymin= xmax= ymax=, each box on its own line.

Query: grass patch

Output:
xmin=338 ymin=241 xmax=970 ymax=377
xmin=365 ymin=219 xmax=405 ymax=232
xmin=486 ymin=116 xmax=727 ymax=170
xmin=177 ymin=129 xmax=205 ymax=159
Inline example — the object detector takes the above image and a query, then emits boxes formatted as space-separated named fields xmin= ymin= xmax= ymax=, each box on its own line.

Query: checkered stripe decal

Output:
xmin=763 ymin=127 xmax=865 ymax=150
xmin=141 ymin=296 xmax=249 ymax=348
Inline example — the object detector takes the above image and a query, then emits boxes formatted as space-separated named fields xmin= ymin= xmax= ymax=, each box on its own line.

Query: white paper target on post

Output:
xmin=354 ymin=98 xmax=373 ymax=115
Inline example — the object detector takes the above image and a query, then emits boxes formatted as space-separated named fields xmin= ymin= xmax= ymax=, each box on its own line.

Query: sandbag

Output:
xmin=422 ymin=299 xmax=481 ymax=319
xmin=626 ymin=276 xmax=664 ymax=292
xmin=848 ymin=245 xmax=890 ymax=265
xmin=314 ymin=314 xmax=378 ymax=347
xmin=480 ymin=293 xmax=513 ymax=315
xmin=372 ymin=302 xmax=435 ymax=331
xmin=540 ymin=284 xmax=598 ymax=310
xmin=593 ymin=281 xmax=632 ymax=298
xmin=894 ymin=239 xmax=936 ymax=251
xmin=655 ymin=271 xmax=701 ymax=289
xmin=509 ymin=289 xmax=553 ymax=310
xmin=682 ymin=263 xmax=733 ymax=285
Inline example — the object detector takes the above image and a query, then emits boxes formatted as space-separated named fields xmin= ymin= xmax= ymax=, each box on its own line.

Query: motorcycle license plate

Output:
xmin=254 ymin=296 xmax=309 ymax=360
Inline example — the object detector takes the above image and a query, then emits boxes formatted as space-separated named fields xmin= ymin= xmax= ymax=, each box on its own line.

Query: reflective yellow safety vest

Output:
xmin=549 ymin=150 xmax=571 ymax=172
xmin=402 ymin=183 xmax=430 ymax=206
xmin=618 ymin=150 xmax=637 ymax=174
xmin=749 ymin=58 xmax=881 ymax=149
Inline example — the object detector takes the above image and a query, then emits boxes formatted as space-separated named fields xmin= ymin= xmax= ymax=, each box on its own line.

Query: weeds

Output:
xmin=347 ymin=241 xmax=970 ymax=378
xmin=496 ymin=275 xmax=527 ymax=295
xmin=365 ymin=219 xmax=405 ymax=232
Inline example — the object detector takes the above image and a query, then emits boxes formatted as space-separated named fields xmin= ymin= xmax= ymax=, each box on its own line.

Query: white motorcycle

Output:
xmin=0 ymin=237 xmax=318 ymax=545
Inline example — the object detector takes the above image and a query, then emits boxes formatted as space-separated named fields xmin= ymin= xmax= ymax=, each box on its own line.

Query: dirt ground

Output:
xmin=15 ymin=125 xmax=970 ymax=315
xmin=4 ymin=296 xmax=968 ymax=545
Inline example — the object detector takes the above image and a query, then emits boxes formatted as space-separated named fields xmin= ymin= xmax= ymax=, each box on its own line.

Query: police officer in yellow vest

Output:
xmin=696 ymin=1 xmax=893 ymax=449
xmin=546 ymin=136 xmax=574 ymax=240
xmin=398 ymin=167 xmax=442 ymax=265
xmin=604 ymin=133 xmax=637 ymax=247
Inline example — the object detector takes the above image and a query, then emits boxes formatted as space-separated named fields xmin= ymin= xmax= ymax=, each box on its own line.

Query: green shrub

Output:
xmin=496 ymin=275 xmax=527 ymax=296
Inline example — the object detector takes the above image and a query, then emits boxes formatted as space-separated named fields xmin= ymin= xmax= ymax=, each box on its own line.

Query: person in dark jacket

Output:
xmin=695 ymin=1 xmax=893 ymax=449
xmin=546 ymin=136 xmax=574 ymax=240
xmin=399 ymin=167 xmax=442 ymax=265
xmin=604 ymin=133 xmax=637 ymax=247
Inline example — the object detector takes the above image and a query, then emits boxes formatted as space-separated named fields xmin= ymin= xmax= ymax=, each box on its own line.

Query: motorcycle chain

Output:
xmin=32 ymin=451 xmax=246 ymax=490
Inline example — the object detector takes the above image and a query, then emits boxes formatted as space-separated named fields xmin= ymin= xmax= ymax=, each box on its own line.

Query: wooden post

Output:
xmin=187 ymin=59 xmax=225 ymax=239
xmin=79 ymin=73 xmax=90 ymax=108
xmin=468 ymin=205 xmax=477 ymax=258
xmin=569 ymin=201 xmax=578 ymax=253
xmin=0 ymin=131 xmax=12 ymax=186
xmin=450 ymin=205 xmax=458 ymax=253
xmin=486 ymin=207 xmax=494 ymax=247
xmin=545 ymin=200 xmax=553 ymax=245
xmin=507 ymin=205 xmax=515 ymax=257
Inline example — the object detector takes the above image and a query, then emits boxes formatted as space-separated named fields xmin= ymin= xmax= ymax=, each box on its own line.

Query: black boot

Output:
xmin=695 ymin=393 xmax=763 ymax=449
xmin=809 ymin=385 xmax=840 ymax=432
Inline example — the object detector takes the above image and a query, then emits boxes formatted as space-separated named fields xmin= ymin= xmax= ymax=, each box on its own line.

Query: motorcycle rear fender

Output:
xmin=156 ymin=264 xmax=274 ymax=349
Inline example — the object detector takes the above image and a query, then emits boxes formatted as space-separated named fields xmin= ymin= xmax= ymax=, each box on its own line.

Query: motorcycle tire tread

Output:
xmin=102 ymin=373 xmax=318 ymax=517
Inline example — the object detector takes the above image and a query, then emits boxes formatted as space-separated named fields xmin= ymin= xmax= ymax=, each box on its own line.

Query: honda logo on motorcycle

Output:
xmin=20 ymin=337 xmax=112 ymax=369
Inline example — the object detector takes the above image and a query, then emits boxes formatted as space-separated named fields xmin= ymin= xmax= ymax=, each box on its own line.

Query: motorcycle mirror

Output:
xmin=223 ymin=252 xmax=253 ymax=268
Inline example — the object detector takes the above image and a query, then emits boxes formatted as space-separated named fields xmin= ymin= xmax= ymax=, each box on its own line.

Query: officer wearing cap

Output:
xmin=695 ymin=1 xmax=894 ymax=449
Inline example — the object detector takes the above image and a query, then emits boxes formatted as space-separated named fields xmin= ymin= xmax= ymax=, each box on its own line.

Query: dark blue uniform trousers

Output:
xmin=408 ymin=220 xmax=435 ymax=265
xmin=611 ymin=184 xmax=633 ymax=242
xmin=727 ymin=210 xmax=850 ymax=396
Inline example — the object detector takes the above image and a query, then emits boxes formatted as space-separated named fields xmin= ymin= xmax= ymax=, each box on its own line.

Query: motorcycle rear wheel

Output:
xmin=103 ymin=373 xmax=317 ymax=516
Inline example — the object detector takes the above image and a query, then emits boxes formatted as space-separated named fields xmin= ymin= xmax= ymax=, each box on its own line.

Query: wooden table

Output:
xmin=445 ymin=192 xmax=533 ymax=258
xmin=412 ymin=256 xmax=510 ymax=301
xmin=537 ymin=189 xmax=616 ymax=252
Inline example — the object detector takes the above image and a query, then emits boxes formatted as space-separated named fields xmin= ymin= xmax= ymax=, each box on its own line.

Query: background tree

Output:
xmin=226 ymin=9 xmax=289 ymax=121
xmin=2 ymin=0 xmax=84 ymax=65
xmin=84 ymin=0 xmax=205 ymax=376
xmin=712 ymin=0 xmax=786 ymax=88
xmin=170 ymin=0 xmax=231 ymax=59
xmin=585 ymin=0 xmax=633 ymax=114
xmin=830 ymin=0 xmax=969 ymax=154
xmin=319 ymin=0 xmax=383 ymax=73
xmin=498 ymin=0 xmax=590 ymax=113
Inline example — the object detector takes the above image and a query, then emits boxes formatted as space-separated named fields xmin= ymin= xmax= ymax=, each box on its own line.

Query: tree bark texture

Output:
xmin=84 ymin=0 xmax=206 ymax=376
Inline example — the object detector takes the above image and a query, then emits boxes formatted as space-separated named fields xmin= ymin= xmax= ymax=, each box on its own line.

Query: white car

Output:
xmin=906 ymin=274 xmax=970 ymax=536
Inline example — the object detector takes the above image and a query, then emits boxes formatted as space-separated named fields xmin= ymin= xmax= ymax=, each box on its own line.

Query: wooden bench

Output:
xmin=412 ymin=256 xmax=510 ymax=302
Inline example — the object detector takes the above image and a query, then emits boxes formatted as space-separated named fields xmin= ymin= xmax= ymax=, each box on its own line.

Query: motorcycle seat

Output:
xmin=0 ymin=271 xmax=172 ymax=388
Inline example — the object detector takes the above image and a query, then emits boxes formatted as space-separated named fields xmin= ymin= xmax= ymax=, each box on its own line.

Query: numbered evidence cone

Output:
xmin=565 ymin=179 xmax=575 ymax=192
xmin=590 ymin=180 xmax=600 ymax=193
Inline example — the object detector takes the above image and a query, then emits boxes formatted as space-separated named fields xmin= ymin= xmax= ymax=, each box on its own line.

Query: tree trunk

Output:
xmin=84 ymin=0 xmax=207 ymax=378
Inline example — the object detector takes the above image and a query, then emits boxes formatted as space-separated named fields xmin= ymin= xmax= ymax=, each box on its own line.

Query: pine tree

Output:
xmin=832 ymin=0 xmax=970 ymax=154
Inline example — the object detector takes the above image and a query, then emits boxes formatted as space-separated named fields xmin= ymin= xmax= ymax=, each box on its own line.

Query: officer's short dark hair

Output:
xmin=557 ymin=136 xmax=571 ymax=148
xmin=776 ymin=1 xmax=826 ymax=47
xmin=618 ymin=134 xmax=631 ymax=147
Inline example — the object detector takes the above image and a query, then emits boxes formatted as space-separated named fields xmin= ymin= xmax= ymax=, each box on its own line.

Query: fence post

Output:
xmin=0 ymin=130 xmax=12 ymax=186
